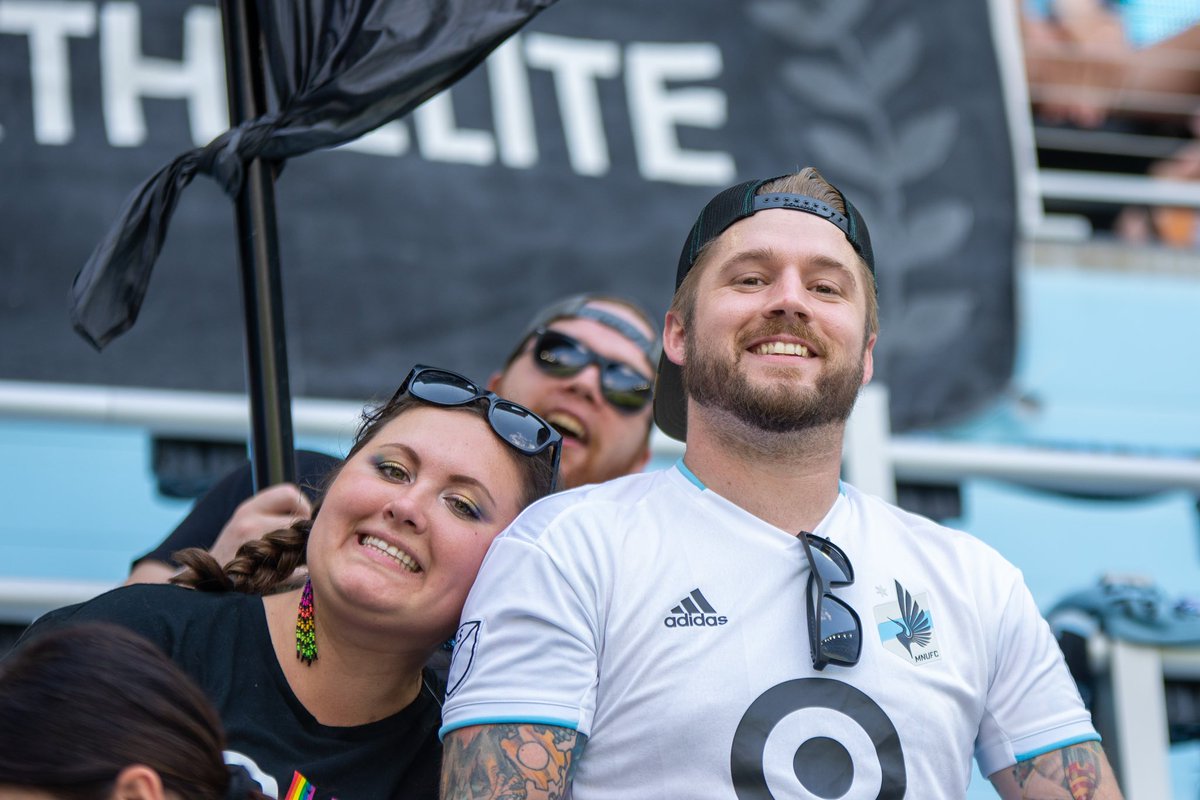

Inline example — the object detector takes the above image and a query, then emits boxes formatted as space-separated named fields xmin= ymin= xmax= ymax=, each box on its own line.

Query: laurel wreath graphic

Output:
xmin=747 ymin=0 xmax=977 ymax=365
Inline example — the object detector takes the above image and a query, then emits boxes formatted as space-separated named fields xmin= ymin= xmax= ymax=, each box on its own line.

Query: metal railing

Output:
xmin=3 ymin=378 xmax=1197 ymax=500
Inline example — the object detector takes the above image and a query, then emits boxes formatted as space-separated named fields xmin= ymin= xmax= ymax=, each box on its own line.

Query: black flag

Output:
xmin=69 ymin=0 xmax=558 ymax=349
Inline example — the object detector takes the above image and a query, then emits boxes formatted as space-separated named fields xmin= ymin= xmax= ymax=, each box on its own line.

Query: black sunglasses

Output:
xmin=800 ymin=532 xmax=861 ymax=670
xmin=530 ymin=329 xmax=654 ymax=414
xmin=394 ymin=365 xmax=563 ymax=492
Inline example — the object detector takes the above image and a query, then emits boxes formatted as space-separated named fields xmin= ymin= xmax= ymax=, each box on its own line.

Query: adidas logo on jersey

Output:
xmin=664 ymin=588 xmax=728 ymax=628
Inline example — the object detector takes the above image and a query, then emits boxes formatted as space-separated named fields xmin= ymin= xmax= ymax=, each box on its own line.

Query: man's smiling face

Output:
xmin=664 ymin=209 xmax=876 ymax=432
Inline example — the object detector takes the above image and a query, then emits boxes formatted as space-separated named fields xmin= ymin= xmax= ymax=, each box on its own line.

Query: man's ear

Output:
xmin=861 ymin=333 xmax=877 ymax=386
xmin=111 ymin=765 xmax=166 ymax=800
xmin=662 ymin=310 xmax=687 ymax=367
xmin=486 ymin=371 xmax=504 ymax=393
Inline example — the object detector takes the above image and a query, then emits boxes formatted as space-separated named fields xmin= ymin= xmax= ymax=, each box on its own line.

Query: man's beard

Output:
xmin=682 ymin=325 xmax=866 ymax=433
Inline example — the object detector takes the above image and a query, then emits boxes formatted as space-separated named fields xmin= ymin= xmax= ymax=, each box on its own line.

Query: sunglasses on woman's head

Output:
xmin=800 ymin=532 xmax=861 ymax=670
xmin=393 ymin=365 xmax=563 ymax=492
xmin=530 ymin=329 xmax=654 ymax=414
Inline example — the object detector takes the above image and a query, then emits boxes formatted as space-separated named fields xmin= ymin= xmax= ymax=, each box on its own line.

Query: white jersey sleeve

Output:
xmin=975 ymin=567 xmax=1100 ymax=776
xmin=440 ymin=494 xmax=612 ymax=738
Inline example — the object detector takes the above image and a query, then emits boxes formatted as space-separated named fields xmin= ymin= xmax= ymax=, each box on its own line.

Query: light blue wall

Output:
xmin=0 ymin=420 xmax=347 ymax=584
xmin=0 ymin=419 xmax=191 ymax=582
xmin=936 ymin=265 xmax=1200 ymax=453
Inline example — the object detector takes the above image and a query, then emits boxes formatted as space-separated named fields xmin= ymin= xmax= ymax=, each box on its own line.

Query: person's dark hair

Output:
xmin=0 ymin=623 xmax=267 ymax=800
xmin=174 ymin=393 xmax=556 ymax=594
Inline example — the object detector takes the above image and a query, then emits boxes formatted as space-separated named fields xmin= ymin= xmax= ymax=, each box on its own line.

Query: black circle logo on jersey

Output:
xmin=730 ymin=678 xmax=905 ymax=799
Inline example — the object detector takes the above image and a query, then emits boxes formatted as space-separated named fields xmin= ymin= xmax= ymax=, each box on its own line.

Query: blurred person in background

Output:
xmin=1021 ymin=0 xmax=1200 ymax=245
xmin=1021 ymin=0 xmax=1199 ymax=129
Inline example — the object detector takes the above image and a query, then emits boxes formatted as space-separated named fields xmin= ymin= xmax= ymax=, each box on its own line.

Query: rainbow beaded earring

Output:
xmin=296 ymin=577 xmax=317 ymax=665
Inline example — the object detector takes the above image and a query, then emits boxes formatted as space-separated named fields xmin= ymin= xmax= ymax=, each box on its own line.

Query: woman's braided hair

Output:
xmin=174 ymin=520 xmax=314 ymax=595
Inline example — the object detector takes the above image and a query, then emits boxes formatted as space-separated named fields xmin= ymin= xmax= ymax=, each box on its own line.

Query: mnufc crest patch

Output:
xmin=874 ymin=580 xmax=941 ymax=665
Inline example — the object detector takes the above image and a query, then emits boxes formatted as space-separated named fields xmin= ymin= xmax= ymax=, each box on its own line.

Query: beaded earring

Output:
xmin=296 ymin=576 xmax=317 ymax=665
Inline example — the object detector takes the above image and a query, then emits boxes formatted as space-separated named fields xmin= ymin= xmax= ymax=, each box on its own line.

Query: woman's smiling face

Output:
xmin=305 ymin=405 xmax=525 ymax=646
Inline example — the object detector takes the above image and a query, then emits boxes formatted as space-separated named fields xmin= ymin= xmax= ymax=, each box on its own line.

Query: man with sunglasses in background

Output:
xmin=440 ymin=170 xmax=1122 ymax=799
xmin=125 ymin=292 xmax=659 ymax=585
xmin=491 ymin=293 xmax=657 ymax=491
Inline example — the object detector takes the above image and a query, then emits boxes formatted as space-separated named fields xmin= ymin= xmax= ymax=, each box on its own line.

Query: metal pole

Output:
xmin=219 ymin=0 xmax=295 ymax=489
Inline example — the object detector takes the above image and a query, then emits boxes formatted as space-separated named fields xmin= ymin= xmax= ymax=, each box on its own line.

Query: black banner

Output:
xmin=0 ymin=0 xmax=1016 ymax=432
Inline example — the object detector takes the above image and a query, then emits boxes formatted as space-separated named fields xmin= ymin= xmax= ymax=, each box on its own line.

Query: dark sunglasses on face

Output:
xmin=530 ymin=329 xmax=654 ymax=414
xmin=393 ymin=365 xmax=563 ymax=492
xmin=800 ymin=532 xmax=862 ymax=670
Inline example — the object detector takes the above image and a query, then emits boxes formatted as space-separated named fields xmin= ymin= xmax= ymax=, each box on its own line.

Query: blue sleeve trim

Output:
xmin=675 ymin=459 xmax=707 ymax=491
xmin=439 ymin=716 xmax=579 ymax=741
xmin=1015 ymin=733 xmax=1102 ymax=762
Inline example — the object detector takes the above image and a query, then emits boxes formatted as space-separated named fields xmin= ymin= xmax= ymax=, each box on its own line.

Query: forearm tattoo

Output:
xmin=441 ymin=723 xmax=586 ymax=799
xmin=1011 ymin=741 xmax=1114 ymax=799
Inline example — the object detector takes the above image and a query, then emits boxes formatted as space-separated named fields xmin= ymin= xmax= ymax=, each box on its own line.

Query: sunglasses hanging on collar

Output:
xmin=800 ymin=532 xmax=862 ymax=670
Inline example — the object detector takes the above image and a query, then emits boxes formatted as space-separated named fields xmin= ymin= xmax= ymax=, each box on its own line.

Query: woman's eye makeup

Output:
xmin=448 ymin=495 xmax=483 ymax=521
xmin=373 ymin=457 xmax=410 ymax=481
xmin=368 ymin=453 xmax=491 ymax=522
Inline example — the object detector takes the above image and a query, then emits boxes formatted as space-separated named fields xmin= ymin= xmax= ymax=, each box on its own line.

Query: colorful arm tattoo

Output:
xmin=1007 ymin=741 xmax=1124 ymax=799
xmin=441 ymin=723 xmax=586 ymax=800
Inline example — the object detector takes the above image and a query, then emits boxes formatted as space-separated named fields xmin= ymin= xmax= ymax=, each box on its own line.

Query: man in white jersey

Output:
xmin=439 ymin=169 xmax=1124 ymax=799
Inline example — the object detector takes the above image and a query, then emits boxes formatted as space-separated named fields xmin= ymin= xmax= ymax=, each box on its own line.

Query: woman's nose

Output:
xmin=383 ymin=488 xmax=429 ymax=532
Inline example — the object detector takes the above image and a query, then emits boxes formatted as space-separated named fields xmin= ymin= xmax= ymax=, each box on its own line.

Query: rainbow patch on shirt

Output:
xmin=284 ymin=771 xmax=316 ymax=800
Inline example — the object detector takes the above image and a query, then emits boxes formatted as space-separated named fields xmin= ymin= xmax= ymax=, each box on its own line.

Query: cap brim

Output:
xmin=652 ymin=351 xmax=687 ymax=442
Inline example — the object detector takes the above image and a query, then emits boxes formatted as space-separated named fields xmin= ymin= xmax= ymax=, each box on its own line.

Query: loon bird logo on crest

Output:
xmin=874 ymin=580 xmax=942 ymax=665
xmin=890 ymin=580 xmax=933 ymax=656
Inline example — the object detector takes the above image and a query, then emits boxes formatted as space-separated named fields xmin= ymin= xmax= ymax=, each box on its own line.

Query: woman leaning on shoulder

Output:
xmin=15 ymin=365 xmax=561 ymax=800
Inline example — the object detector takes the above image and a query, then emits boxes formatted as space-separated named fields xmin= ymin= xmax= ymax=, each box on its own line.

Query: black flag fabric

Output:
xmin=69 ymin=0 xmax=558 ymax=349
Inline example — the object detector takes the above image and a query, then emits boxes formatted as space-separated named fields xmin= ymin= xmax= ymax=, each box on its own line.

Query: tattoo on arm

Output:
xmin=441 ymin=723 xmax=586 ymax=800
xmin=1008 ymin=741 xmax=1122 ymax=799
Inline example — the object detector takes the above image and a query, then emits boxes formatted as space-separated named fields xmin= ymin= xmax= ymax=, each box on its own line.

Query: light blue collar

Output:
xmin=676 ymin=459 xmax=847 ymax=497
xmin=675 ymin=459 xmax=706 ymax=490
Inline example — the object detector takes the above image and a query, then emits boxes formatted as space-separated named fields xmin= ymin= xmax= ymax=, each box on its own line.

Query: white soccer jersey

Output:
xmin=441 ymin=463 xmax=1097 ymax=799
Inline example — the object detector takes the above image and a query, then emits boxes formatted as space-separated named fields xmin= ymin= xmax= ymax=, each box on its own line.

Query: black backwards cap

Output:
xmin=654 ymin=174 xmax=875 ymax=441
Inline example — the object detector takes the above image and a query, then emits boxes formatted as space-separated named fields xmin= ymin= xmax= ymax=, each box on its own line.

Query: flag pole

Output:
xmin=219 ymin=0 xmax=295 ymax=490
